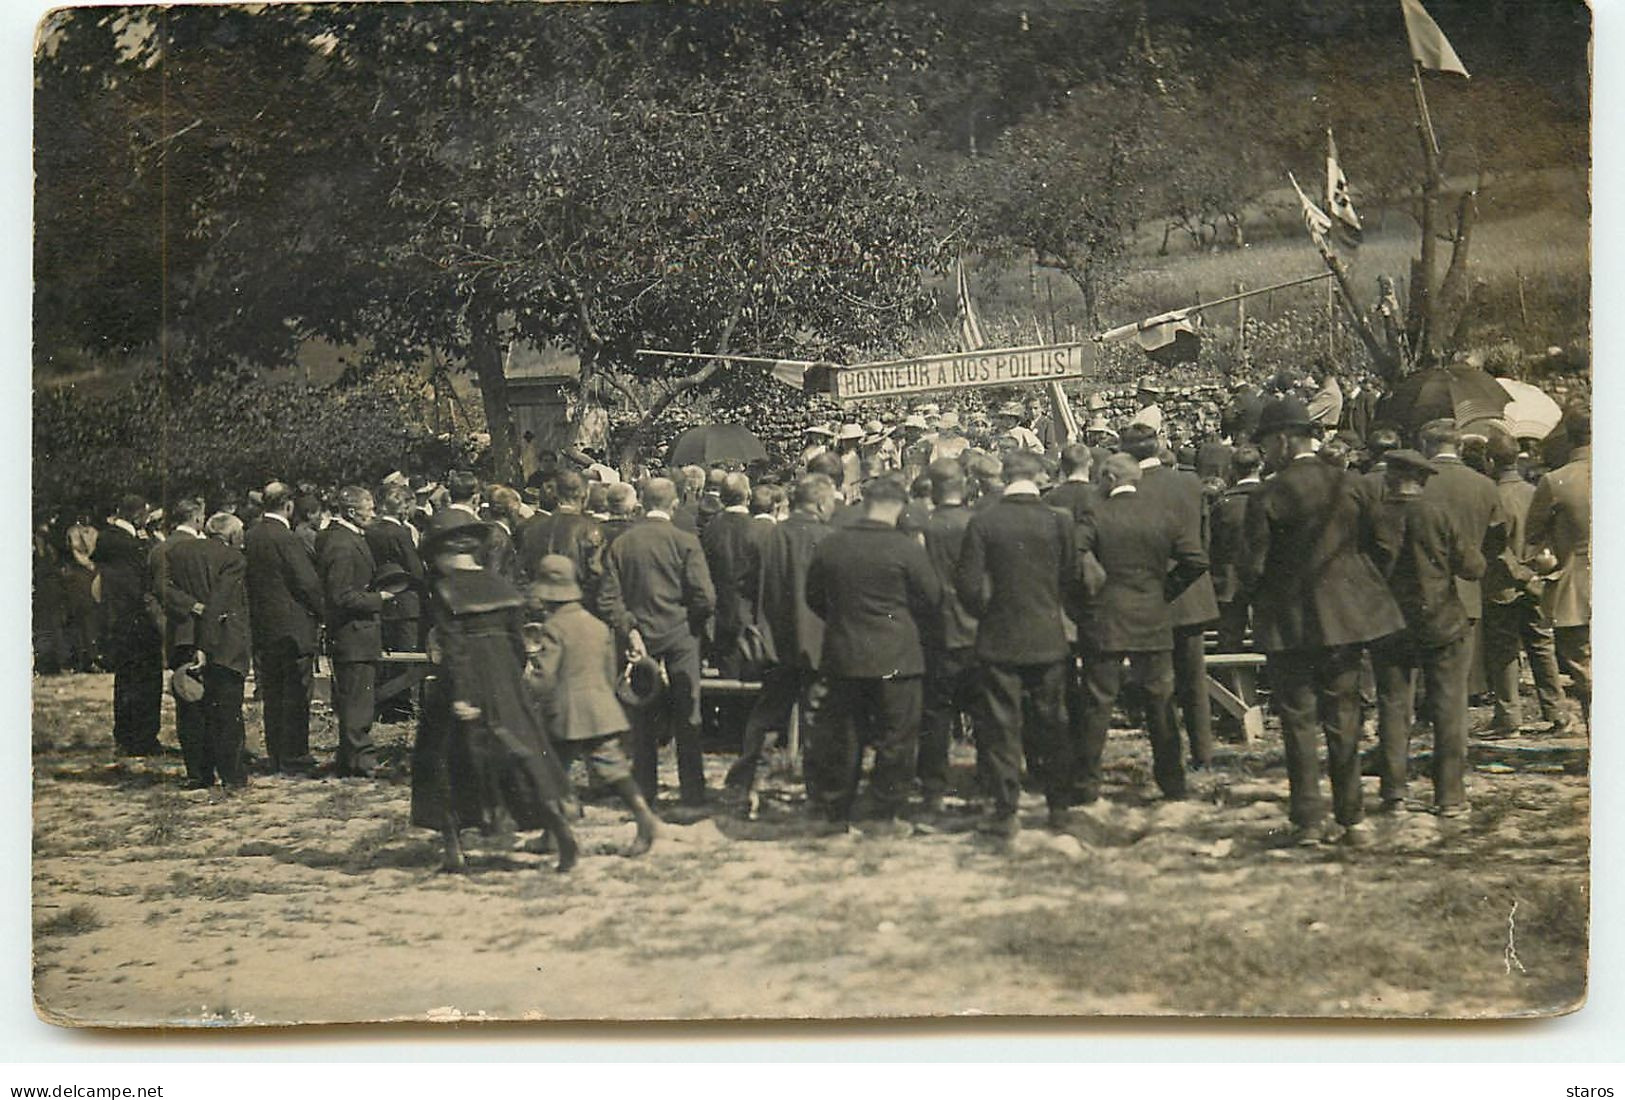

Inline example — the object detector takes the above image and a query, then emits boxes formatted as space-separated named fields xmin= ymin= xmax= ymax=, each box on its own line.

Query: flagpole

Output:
xmin=634 ymin=349 xmax=822 ymax=367
xmin=1411 ymin=60 xmax=1441 ymax=157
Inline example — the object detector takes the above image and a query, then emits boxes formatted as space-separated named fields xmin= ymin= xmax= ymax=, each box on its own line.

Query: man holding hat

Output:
xmin=1243 ymin=397 xmax=1404 ymax=846
xmin=165 ymin=513 xmax=253 ymax=791
xmin=525 ymin=554 xmax=661 ymax=856
xmin=1367 ymin=450 xmax=1486 ymax=818
xmin=804 ymin=475 xmax=942 ymax=834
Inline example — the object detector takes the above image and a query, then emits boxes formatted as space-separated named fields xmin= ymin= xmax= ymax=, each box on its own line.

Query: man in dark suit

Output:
xmin=699 ymin=472 xmax=757 ymax=679
xmin=518 ymin=468 xmax=605 ymax=610
xmin=1420 ymin=419 xmax=1505 ymax=704
xmin=166 ymin=513 xmax=254 ymax=790
xmin=956 ymin=451 xmax=1082 ymax=835
xmin=1243 ymin=398 xmax=1405 ymax=846
xmin=805 ymin=475 xmax=940 ymax=834
xmin=1122 ymin=423 xmax=1219 ymax=769
xmin=316 ymin=485 xmax=396 ymax=777
xmin=150 ymin=499 xmax=208 ymax=762
xmin=1076 ymin=455 xmax=1209 ymax=803
xmin=94 ymin=494 xmax=165 ymax=755
xmin=727 ymin=473 xmax=837 ymax=812
xmin=1368 ymin=451 xmax=1486 ymax=816
xmin=597 ymin=477 xmax=716 ymax=805
xmin=599 ymin=483 xmax=642 ymax=548
xmin=367 ymin=483 xmax=426 ymax=722
xmin=1209 ymin=445 xmax=1264 ymax=652
xmin=1042 ymin=443 xmax=1099 ymax=522
xmin=245 ymin=482 xmax=324 ymax=774
xmin=918 ymin=461 xmax=981 ymax=813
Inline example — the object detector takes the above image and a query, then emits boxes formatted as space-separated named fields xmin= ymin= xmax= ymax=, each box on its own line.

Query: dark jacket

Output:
xmin=955 ymin=493 xmax=1079 ymax=665
xmin=244 ymin=515 xmax=323 ymax=654
xmin=483 ymin=520 xmax=522 ymax=587
xmin=805 ymin=519 xmax=940 ymax=680
xmin=518 ymin=508 xmax=605 ymax=603
xmin=921 ymin=503 xmax=979 ymax=652
xmin=759 ymin=511 xmax=835 ymax=672
xmin=699 ymin=510 xmax=758 ymax=651
xmin=1241 ymin=455 xmax=1405 ymax=653
xmin=166 ymin=536 xmax=252 ymax=675
xmin=1195 ymin=440 xmax=1234 ymax=481
xmin=1371 ymin=494 xmax=1486 ymax=648
xmin=1042 ymin=479 xmax=1100 ymax=523
xmin=1221 ymin=387 xmax=1264 ymax=443
xmin=315 ymin=521 xmax=384 ymax=662
xmin=149 ymin=529 xmax=205 ymax=659
xmin=365 ymin=517 xmax=424 ymax=624
xmin=1209 ymin=479 xmax=1262 ymax=605
xmin=92 ymin=523 xmax=158 ymax=662
xmin=1421 ymin=455 xmax=1504 ymax=620
xmin=1077 ymin=487 xmax=1207 ymax=653
xmin=1138 ymin=463 xmax=1220 ymax=627
xmin=597 ymin=516 xmax=715 ymax=654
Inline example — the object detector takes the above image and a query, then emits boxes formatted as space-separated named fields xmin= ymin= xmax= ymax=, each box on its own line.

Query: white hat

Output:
xmin=938 ymin=411 xmax=961 ymax=430
xmin=1085 ymin=415 xmax=1118 ymax=437
xmin=804 ymin=424 xmax=834 ymax=437
xmin=837 ymin=423 xmax=865 ymax=441
xmin=903 ymin=414 xmax=928 ymax=430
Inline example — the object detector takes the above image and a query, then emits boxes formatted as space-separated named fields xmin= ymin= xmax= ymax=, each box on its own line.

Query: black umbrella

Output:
xmin=1374 ymin=366 xmax=1512 ymax=436
xmin=667 ymin=423 xmax=768 ymax=467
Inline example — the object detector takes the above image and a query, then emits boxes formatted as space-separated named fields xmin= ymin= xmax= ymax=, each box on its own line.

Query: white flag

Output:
xmin=1401 ymin=0 xmax=1470 ymax=78
xmin=1326 ymin=130 xmax=1363 ymax=248
xmin=1289 ymin=171 xmax=1333 ymax=248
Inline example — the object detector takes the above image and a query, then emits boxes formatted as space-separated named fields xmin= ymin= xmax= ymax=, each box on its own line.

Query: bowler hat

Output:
xmin=370 ymin=563 xmax=416 ymax=597
xmin=528 ymin=553 xmax=582 ymax=602
xmin=616 ymin=654 xmax=668 ymax=708
xmin=1252 ymin=397 xmax=1314 ymax=441
xmin=170 ymin=664 xmax=205 ymax=704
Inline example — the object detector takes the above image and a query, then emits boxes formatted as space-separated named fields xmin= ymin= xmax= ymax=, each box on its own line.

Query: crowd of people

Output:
xmin=30 ymin=366 xmax=1592 ymax=865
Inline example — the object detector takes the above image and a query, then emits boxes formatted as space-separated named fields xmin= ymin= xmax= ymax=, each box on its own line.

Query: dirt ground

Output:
xmin=31 ymin=672 xmax=1589 ymax=1027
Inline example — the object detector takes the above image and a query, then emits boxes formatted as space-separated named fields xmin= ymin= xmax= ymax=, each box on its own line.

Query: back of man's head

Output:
xmin=1564 ymin=405 xmax=1592 ymax=448
xmin=790 ymin=473 xmax=836 ymax=515
xmin=1119 ymin=423 xmax=1160 ymax=461
xmin=336 ymin=485 xmax=372 ymax=517
xmin=171 ymin=497 xmax=206 ymax=528
xmin=380 ymin=484 xmax=414 ymax=516
xmin=965 ymin=452 xmax=1003 ymax=487
xmin=1060 ymin=442 xmax=1093 ymax=478
xmin=706 ymin=468 xmax=727 ymax=492
xmin=553 ymin=468 xmax=586 ymax=506
xmin=1001 ymin=450 xmax=1043 ymax=485
xmin=1101 ymin=453 xmax=1143 ymax=487
xmin=641 ymin=477 xmax=678 ymax=514
xmin=117 ymin=494 xmax=149 ymax=522
xmin=205 ymin=512 xmax=244 ymax=545
xmin=1368 ymin=427 xmax=1402 ymax=461
xmin=807 ymin=451 xmax=844 ymax=488
xmin=606 ymin=482 xmax=638 ymax=517
xmin=749 ymin=485 xmax=776 ymax=515
xmin=445 ymin=469 xmax=480 ymax=503
xmin=679 ymin=465 xmax=706 ymax=495
xmin=721 ymin=472 xmax=751 ymax=507
xmin=928 ymin=461 xmax=966 ymax=505
xmin=262 ymin=481 xmax=295 ymax=515
xmin=1230 ymin=444 xmax=1263 ymax=481
xmin=1419 ymin=419 xmax=1461 ymax=457
xmin=1485 ymin=433 xmax=1520 ymax=473
xmin=585 ymin=482 xmax=608 ymax=515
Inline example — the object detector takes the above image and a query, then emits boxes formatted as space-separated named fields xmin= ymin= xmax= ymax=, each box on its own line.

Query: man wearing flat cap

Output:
xmin=1367 ymin=450 xmax=1485 ymax=818
xmin=1243 ymin=397 xmax=1404 ymax=846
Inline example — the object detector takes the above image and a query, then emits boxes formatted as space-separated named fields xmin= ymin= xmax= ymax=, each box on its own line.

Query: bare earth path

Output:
xmin=31 ymin=673 xmax=1588 ymax=1026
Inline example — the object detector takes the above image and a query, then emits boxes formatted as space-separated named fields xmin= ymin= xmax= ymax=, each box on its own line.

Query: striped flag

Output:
xmin=1289 ymin=171 xmax=1333 ymax=249
xmin=769 ymin=359 xmax=837 ymax=394
xmin=1401 ymin=0 xmax=1470 ymax=78
xmin=956 ymin=257 xmax=986 ymax=352
xmin=1326 ymin=130 xmax=1363 ymax=249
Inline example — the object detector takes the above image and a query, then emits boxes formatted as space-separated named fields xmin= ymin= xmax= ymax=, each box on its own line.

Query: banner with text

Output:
xmin=831 ymin=342 xmax=1092 ymax=402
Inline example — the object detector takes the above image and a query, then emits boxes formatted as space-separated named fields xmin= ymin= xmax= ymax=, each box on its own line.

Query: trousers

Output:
xmin=978 ymin=660 xmax=1074 ymax=816
xmin=1482 ymin=596 xmax=1564 ymax=728
xmin=1371 ymin=631 xmax=1470 ymax=808
xmin=630 ymin=635 xmax=707 ymax=804
xmin=728 ymin=665 xmax=823 ymax=793
xmin=921 ymin=647 xmax=980 ymax=798
xmin=806 ymin=676 xmax=922 ymax=821
xmin=1554 ymin=625 xmax=1591 ymax=725
xmin=1170 ymin=625 xmax=1214 ymax=766
xmin=1078 ymin=649 xmax=1181 ymax=800
xmin=196 ymin=665 xmax=248 ymax=788
xmin=258 ymin=638 xmax=313 ymax=769
xmin=331 ymin=660 xmax=379 ymax=776
xmin=1268 ymin=645 xmax=1366 ymax=828
xmin=112 ymin=647 xmax=163 ymax=752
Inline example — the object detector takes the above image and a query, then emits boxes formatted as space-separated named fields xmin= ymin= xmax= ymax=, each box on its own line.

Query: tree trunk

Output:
xmin=1431 ymin=190 xmax=1479 ymax=358
xmin=467 ymin=295 xmax=520 ymax=484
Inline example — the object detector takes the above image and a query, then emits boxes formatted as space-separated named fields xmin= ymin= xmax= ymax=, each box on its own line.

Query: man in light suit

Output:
xmin=1527 ymin=406 xmax=1591 ymax=730
xmin=245 ymin=482 xmax=324 ymax=774
xmin=166 ymin=513 xmax=253 ymax=790
xmin=316 ymin=486 xmax=396 ymax=777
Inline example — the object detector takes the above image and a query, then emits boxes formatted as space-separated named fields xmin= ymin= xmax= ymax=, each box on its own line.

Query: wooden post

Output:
xmin=1236 ymin=281 xmax=1247 ymax=362
xmin=1517 ymin=269 xmax=1530 ymax=329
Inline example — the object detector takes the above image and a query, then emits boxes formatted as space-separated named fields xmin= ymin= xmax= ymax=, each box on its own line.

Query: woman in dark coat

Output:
xmin=410 ymin=521 xmax=578 ymax=872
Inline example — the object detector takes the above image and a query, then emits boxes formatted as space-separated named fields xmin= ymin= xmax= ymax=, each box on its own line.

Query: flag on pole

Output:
xmin=956 ymin=256 xmax=986 ymax=352
xmin=1136 ymin=310 xmax=1202 ymax=366
xmin=768 ymin=358 xmax=838 ymax=394
xmin=1401 ymin=0 xmax=1470 ymax=77
xmin=1289 ymin=170 xmax=1333 ymax=249
xmin=1326 ymin=130 xmax=1363 ymax=249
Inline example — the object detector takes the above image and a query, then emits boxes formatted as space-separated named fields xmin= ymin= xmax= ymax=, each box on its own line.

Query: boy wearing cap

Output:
xmin=525 ymin=554 xmax=661 ymax=856
xmin=1369 ymin=450 xmax=1487 ymax=818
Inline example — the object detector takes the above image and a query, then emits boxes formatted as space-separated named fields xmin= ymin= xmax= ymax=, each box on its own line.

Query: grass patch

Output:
xmin=314 ymin=787 xmax=364 ymax=821
xmin=35 ymin=904 xmax=103 ymax=938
